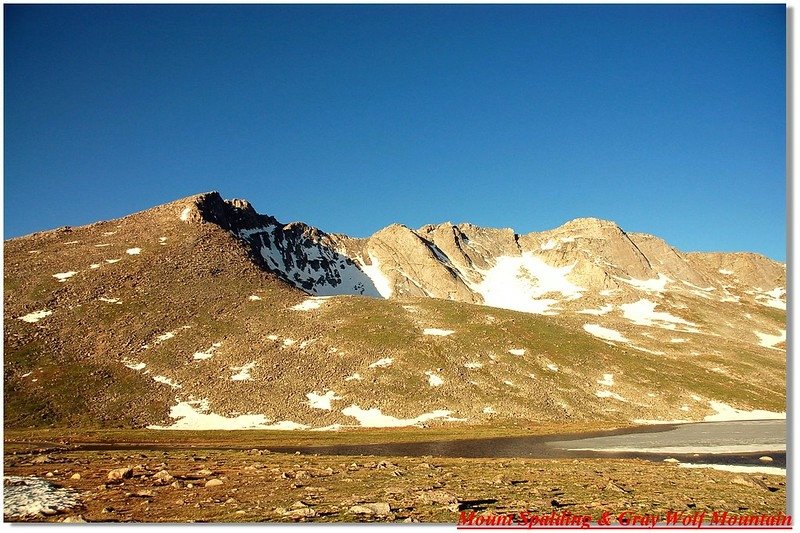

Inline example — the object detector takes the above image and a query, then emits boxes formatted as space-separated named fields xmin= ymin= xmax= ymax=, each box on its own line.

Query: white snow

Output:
xmin=508 ymin=348 xmax=526 ymax=356
xmin=53 ymin=271 xmax=78 ymax=282
xmin=18 ymin=310 xmax=52 ymax=323
xmin=597 ymin=373 xmax=614 ymax=387
xmin=148 ymin=399 xmax=308 ymax=430
xmin=619 ymin=299 xmax=698 ymax=331
xmin=63 ymin=240 xmax=79 ymax=245
xmin=153 ymin=375 xmax=181 ymax=389
xmin=98 ymin=297 xmax=121 ymax=304
xmin=540 ymin=239 xmax=557 ymax=251
xmin=291 ymin=297 xmax=329 ymax=311
xmin=503 ymin=380 xmax=515 ymax=387
xmin=718 ymin=269 xmax=734 ymax=275
xmin=595 ymin=390 xmax=627 ymax=401
xmin=425 ymin=371 xmax=444 ymax=387
xmin=755 ymin=330 xmax=786 ymax=350
xmin=180 ymin=206 xmax=193 ymax=221
xmin=242 ymin=224 xmax=384 ymax=297
xmin=483 ymin=406 xmax=496 ymax=414
xmin=94 ymin=243 xmax=111 ymax=248
xmin=341 ymin=405 xmax=463 ymax=427
xmin=358 ymin=254 xmax=393 ymax=298
xmin=583 ymin=323 xmax=628 ymax=343
xmin=423 ymin=328 xmax=455 ymax=336
xmin=103 ymin=231 xmax=117 ymax=236
xmin=599 ymin=289 xmax=618 ymax=297
xmin=248 ymin=295 xmax=262 ymax=301
xmin=230 ymin=362 xmax=256 ymax=381
xmin=678 ymin=463 xmax=785 ymax=476
xmin=155 ymin=331 xmax=176 ymax=343
xmin=703 ymin=401 xmax=785 ymax=422
xmin=267 ymin=334 xmax=279 ymax=341
xmin=754 ymin=287 xmax=786 ymax=310
xmin=670 ymin=338 xmax=688 ymax=343
xmin=578 ymin=304 xmax=614 ymax=316
xmin=3 ymin=476 xmax=82 ymax=518
xmin=282 ymin=338 xmax=296 ymax=346
xmin=615 ymin=273 xmax=671 ymax=293
xmin=344 ymin=373 xmax=363 ymax=381
xmin=193 ymin=342 xmax=222 ymax=360
xmin=474 ymin=252 xmax=585 ymax=315
xmin=90 ymin=263 xmax=101 ymax=269
xmin=105 ymin=258 xmax=121 ymax=264
xmin=125 ymin=362 xmax=146 ymax=371
xmin=464 ymin=362 xmax=484 ymax=369
xmin=126 ymin=248 xmax=141 ymax=255
xmin=306 ymin=390 xmax=342 ymax=410
xmin=368 ymin=357 xmax=394 ymax=368
xmin=159 ymin=236 xmax=168 ymax=244
xmin=546 ymin=363 xmax=559 ymax=372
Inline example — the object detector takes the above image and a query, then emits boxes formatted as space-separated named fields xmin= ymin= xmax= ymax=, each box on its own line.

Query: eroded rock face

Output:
xmin=172 ymin=193 xmax=784 ymax=314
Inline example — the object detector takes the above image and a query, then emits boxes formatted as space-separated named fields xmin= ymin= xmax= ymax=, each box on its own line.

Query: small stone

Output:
xmin=349 ymin=502 xmax=391 ymax=516
xmin=101 ymin=507 xmax=114 ymax=514
xmin=40 ymin=507 xmax=58 ymax=516
xmin=205 ymin=479 xmax=224 ymax=487
xmin=759 ymin=456 xmax=774 ymax=463
xmin=197 ymin=468 xmax=213 ymax=476
xmin=45 ymin=472 xmax=54 ymax=478
xmin=153 ymin=470 xmax=174 ymax=484
xmin=170 ymin=481 xmax=182 ymax=489
xmin=62 ymin=515 xmax=86 ymax=523
xmin=70 ymin=473 xmax=81 ymax=480
xmin=107 ymin=467 xmax=133 ymax=482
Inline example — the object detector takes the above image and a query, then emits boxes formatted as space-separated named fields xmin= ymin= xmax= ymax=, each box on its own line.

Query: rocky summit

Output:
xmin=4 ymin=192 xmax=786 ymax=430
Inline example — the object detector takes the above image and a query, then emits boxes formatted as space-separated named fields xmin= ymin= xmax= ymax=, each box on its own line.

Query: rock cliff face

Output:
xmin=4 ymin=191 xmax=786 ymax=430
xmin=178 ymin=192 xmax=785 ymax=317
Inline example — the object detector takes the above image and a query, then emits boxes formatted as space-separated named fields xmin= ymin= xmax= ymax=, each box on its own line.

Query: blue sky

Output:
xmin=5 ymin=5 xmax=786 ymax=260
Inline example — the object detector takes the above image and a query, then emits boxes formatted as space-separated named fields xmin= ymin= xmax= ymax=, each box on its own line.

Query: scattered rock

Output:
xmin=107 ymin=467 xmax=133 ymax=482
xmin=205 ymin=479 xmax=224 ymax=488
xmin=153 ymin=470 xmax=174 ymax=484
xmin=417 ymin=490 xmax=458 ymax=505
xmin=349 ymin=502 xmax=391 ymax=517
xmin=62 ymin=515 xmax=86 ymax=523
xmin=70 ymin=473 xmax=81 ymax=480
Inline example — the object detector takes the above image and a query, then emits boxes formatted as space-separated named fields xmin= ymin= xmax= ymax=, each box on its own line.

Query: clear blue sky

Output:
xmin=5 ymin=4 xmax=786 ymax=260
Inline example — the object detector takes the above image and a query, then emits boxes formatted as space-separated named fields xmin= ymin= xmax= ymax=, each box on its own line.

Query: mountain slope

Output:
xmin=4 ymin=192 xmax=786 ymax=430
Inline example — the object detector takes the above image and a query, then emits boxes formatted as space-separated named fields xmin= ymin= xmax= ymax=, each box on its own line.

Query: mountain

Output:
xmin=4 ymin=192 xmax=786 ymax=430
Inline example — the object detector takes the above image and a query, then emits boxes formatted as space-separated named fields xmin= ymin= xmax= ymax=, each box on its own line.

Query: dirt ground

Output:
xmin=3 ymin=443 xmax=786 ymax=523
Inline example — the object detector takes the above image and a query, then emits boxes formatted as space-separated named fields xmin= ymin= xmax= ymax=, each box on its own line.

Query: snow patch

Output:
xmin=344 ymin=373 xmax=362 ymax=381
xmin=678 ymin=463 xmax=785 ymax=476
xmin=231 ymin=362 xmax=256 ymax=381
xmin=126 ymin=248 xmax=141 ymax=255
xmin=148 ymin=399 xmax=308 ymax=430
xmin=180 ymin=206 xmax=193 ymax=221
xmin=464 ymin=362 xmax=483 ymax=369
xmin=483 ymin=406 xmax=496 ymax=414
xmin=357 ymin=254 xmax=393 ymax=298
xmin=703 ymin=401 xmax=785 ymax=422
xmin=98 ymin=297 xmax=121 ymax=304
xmin=578 ymin=304 xmax=614 ymax=316
xmin=291 ymin=297 xmax=330 ymax=311
xmin=546 ymin=363 xmax=559 ymax=372
xmin=341 ymin=405 xmax=462 ymax=428
xmin=595 ymin=390 xmax=627 ymax=401
xmin=597 ymin=373 xmax=614 ymax=387
xmin=18 ymin=310 xmax=52 ymax=323
xmin=193 ymin=342 xmax=222 ymax=360
xmin=423 ymin=328 xmax=454 ymax=336
xmin=425 ymin=371 xmax=444 ymax=387
xmin=368 ymin=357 xmax=394 ymax=368
xmin=583 ymin=323 xmax=628 ymax=343
xmin=248 ymin=295 xmax=262 ymax=301
xmin=540 ymin=239 xmax=557 ymax=251
xmin=105 ymin=258 xmax=121 ymax=264
xmin=755 ymin=330 xmax=786 ymax=350
xmin=53 ymin=271 xmax=78 ymax=282
xmin=718 ymin=269 xmax=734 ymax=275
xmin=155 ymin=331 xmax=176 ymax=343
xmin=125 ymin=361 xmax=146 ymax=371
xmin=620 ymin=299 xmax=698 ymax=332
xmin=474 ymin=252 xmax=585 ymax=315
xmin=508 ymin=348 xmax=526 ymax=356
xmin=153 ymin=375 xmax=181 ymax=389
xmin=306 ymin=390 xmax=342 ymax=410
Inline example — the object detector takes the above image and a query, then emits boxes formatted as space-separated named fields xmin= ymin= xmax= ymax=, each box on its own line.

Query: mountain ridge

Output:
xmin=4 ymin=191 xmax=786 ymax=430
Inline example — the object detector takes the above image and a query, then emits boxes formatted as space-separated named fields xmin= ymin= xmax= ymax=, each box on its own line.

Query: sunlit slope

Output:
xmin=4 ymin=192 xmax=785 ymax=429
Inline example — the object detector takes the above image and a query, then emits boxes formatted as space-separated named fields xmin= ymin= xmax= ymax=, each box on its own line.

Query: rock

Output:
xmin=32 ymin=455 xmax=53 ymax=464
xmin=205 ymin=479 xmax=224 ymax=487
xmin=45 ymin=472 xmax=54 ymax=478
xmin=286 ymin=507 xmax=315 ymax=519
xmin=417 ymin=490 xmax=458 ymax=505
xmin=759 ymin=456 xmax=774 ymax=463
xmin=107 ymin=467 xmax=133 ymax=482
xmin=40 ymin=507 xmax=58 ymax=516
xmin=70 ymin=473 xmax=81 ymax=480
xmin=197 ymin=468 xmax=213 ymax=476
xmin=130 ymin=490 xmax=154 ymax=498
xmin=731 ymin=476 xmax=770 ymax=491
xmin=170 ymin=481 xmax=182 ymax=489
xmin=62 ymin=515 xmax=86 ymax=523
xmin=153 ymin=470 xmax=174 ymax=484
xmin=349 ymin=502 xmax=391 ymax=517
xmin=290 ymin=501 xmax=309 ymax=510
